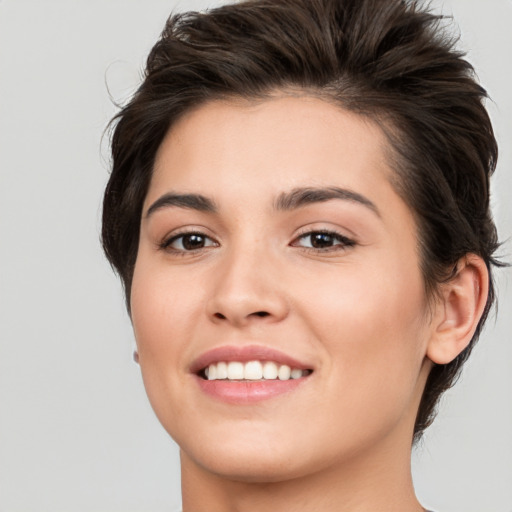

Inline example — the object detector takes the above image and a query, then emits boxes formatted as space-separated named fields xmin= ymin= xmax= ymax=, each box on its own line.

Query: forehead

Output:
xmin=149 ymin=95 xmax=396 ymax=209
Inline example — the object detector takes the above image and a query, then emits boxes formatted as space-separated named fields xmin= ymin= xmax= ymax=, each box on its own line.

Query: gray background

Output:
xmin=0 ymin=1 xmax=510 ymax=511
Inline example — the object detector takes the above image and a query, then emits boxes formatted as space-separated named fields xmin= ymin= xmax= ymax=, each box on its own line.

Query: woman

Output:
xmin=102 ymin=0 xmax=502 ymax=510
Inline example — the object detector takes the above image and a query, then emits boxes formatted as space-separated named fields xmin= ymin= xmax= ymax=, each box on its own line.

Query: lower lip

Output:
xmin=196 ymin=376 xmax=308 ymax=404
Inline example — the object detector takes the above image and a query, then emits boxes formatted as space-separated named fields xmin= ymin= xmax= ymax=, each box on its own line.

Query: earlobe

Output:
xmin=427 ymin=255 xmax=489 ymax=365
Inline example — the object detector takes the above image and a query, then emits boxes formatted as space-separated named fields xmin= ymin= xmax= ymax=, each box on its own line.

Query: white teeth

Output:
xmin=204 ymin=360 xmax=309 ymax=381
xmin=244 ymin=361 xmax=263 ymax=380
xmin=278 ymin=364 xmax=291 ymax=380
xmin=216 ymin=361 xmax=228 ymax=380
xmin=291 ymin=368 xmax=303 ymax=379
xmin=207 ymin=363 xmax=217 ymax=381
xmin=262 ymin=361 xmax=278 ymax=380
xmin=227 ymin=361 xmax=244 ymax=380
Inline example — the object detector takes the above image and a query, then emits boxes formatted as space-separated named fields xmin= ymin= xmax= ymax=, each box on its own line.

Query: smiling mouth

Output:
xmin=199 ymin=360 xmax=313 ymax=381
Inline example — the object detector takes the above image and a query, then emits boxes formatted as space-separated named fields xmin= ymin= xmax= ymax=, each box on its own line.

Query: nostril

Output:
xmin=212 ymin=310 xmax=271 ymax=321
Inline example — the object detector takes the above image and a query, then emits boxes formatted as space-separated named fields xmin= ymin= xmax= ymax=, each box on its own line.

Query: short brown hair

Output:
xmin=102 ymin=0 xmax=502 ymax=441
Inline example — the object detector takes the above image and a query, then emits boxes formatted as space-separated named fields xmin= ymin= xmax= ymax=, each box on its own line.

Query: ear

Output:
xmin=427 ymin=254 xmax=489 ymax=365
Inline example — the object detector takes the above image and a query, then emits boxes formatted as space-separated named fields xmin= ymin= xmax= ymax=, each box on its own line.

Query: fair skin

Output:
xmin=130 ymin=95 xmax=488 ymax=512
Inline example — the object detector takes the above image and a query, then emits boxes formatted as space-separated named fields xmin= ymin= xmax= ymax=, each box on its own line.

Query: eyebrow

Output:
xmin=274 ymin=186 xmax=380 ymax=216
xmin=145 ymin=193 xmax=217 ymax=218
xmin=145 ymin=186 xmax=379 ymax=218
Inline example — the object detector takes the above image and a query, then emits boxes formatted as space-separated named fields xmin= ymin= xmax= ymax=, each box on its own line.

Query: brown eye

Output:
xmin=309 ymin=233 xmax=336 ymax=248
xmin=164 ymin=232 xmax=217 ymax=251
xmin=293 ymin=231 xmax=355 ymax=250
xmin=181 ymin=234 xmax=207 ymax=250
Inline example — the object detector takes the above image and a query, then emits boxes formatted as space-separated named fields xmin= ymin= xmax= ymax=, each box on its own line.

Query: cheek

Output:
xmin=131 ymin=254 xmax=203 ymax=355
xmin=295 ymin=252 xmax=429 ymax=395
xmin=129 ymin=254 xmax=202 ymax=416
xmin=130 ymin=258 xmax=200 ymax=424
xmin=130 ymin=267 xmax=169 ymax=356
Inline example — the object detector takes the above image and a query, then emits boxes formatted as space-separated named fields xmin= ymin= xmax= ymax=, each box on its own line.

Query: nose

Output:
xmin=206 ymin=244 xmax=289 ymax=328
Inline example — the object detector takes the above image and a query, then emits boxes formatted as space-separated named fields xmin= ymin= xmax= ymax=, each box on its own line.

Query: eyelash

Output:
xmin=291 ymin=230 xmax=356 ymax=252
xmin=159 ymin=229 xmax=355 ymax=255
xmin=160 ymin=231 xmax=218 ymax=255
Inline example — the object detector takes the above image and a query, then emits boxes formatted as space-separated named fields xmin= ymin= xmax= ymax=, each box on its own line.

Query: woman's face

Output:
xmin=131 ymin=95 xmax=435 ymax=481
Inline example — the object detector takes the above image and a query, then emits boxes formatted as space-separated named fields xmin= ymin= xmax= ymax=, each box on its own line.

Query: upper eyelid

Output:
xmin=168 ymin=230 xmax=214 ymax=240
xmin=292 ymin=219 xmax=357 ymax=237
xmin=293 ymin=227 xmax=355 ymax=241
xmin=161 ymin=226 xmax=217 ymax=241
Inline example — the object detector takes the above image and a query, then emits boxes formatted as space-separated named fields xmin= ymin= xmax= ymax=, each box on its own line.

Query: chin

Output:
xmin=183 ymin=445 xmax=316 ymax=484
xmin=174 ymin=421 xmax=320 ymax=483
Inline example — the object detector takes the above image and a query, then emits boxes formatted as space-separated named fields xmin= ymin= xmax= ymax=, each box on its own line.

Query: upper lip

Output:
xmin=190 ymin=345 xmax=313 ymax=374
